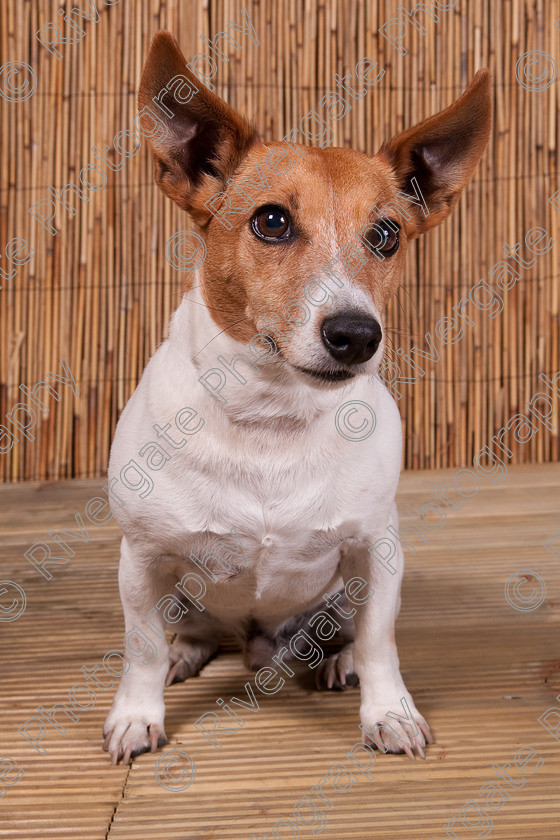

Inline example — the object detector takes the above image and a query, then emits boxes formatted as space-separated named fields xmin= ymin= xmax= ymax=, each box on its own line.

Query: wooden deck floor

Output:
xmin=1 ymin=464 xmax=559 ymax=839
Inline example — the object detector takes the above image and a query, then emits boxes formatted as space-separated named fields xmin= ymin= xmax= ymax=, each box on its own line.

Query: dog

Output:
xmin=103 ymin=31 xmax=492 ymax=765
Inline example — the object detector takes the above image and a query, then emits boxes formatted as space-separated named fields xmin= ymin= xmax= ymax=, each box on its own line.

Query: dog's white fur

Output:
xmin=104 ymin=273 xmax=428 ymax=762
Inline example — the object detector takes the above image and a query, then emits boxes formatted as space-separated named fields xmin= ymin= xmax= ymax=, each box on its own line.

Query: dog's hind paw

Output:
xmin=315 ymin=643 xmax=358 ymax=690
xmin=166 ymin=635 xmax=218 ymax=686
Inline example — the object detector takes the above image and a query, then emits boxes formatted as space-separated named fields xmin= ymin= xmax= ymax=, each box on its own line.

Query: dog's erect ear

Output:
xmin=380 ymin=70 xmax=492 ymax=236
xmin=138 ymin=31 xmax=259 ymax=222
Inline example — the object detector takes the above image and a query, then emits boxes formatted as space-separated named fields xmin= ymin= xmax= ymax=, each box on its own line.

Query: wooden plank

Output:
xmin=1 ymin=464 xmax=559 ymax=838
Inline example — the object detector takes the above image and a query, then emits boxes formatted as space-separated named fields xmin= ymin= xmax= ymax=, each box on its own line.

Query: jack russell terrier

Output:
xmin=103 ymin=31 xmax=492 ymax=765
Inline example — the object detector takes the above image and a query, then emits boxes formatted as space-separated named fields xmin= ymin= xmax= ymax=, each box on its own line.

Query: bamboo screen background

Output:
xmin=0 ymin=0 xmax=558 ymax=482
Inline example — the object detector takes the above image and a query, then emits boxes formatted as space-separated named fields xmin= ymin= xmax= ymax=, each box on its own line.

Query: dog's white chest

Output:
xmin=108 ymin=313 xmax=402 ymax=616
xmin=164 ymin=428 xmax=366 ymax=565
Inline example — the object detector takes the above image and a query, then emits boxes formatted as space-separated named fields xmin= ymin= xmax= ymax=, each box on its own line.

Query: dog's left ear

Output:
xmin=379 ymin=70 xmax=492 ymax=236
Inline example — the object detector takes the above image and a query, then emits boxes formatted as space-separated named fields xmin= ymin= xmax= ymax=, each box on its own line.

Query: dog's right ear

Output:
xmin=138 ymin=31 xmax=259 ymax=223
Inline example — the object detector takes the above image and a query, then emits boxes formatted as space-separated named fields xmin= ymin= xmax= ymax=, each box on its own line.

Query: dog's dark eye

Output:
xmin=251 ymin=205 xmax=292 ymax=242
xmin=366 ymin=218 xmax=400 ymax=257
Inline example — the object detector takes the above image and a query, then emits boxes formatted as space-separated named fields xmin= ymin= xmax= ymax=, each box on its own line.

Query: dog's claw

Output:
xmin=402 ymin=743 xmax=415 ymax=761
xmin=417 ymin=720 xmax=434 ymax=744
xmin=416 ymin=743 xmax=426 ymax=760
xmin=150 ymin=724 xmax=164 ymax=752
xmin=102 ymin=730 xmax=113 ymax=752
xmin=165 ymin=661 xmax=181 ymax=687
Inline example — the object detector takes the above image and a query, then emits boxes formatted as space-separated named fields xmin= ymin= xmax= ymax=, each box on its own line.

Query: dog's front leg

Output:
xmin=103 ymin=536 xmax=171 ymax=764
xmin=340 ymin=504 xmax=433 ymax=759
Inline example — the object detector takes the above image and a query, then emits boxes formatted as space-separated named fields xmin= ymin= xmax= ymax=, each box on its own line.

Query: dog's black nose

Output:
xmin=321 ymin=313 xmax=382 ymax=365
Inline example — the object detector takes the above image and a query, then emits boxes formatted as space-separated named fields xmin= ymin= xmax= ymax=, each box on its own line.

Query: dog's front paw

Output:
xmin=360 ymin=694 xmax=433 ymax=760
xmin=103 ymin=695 xmax=166 ymax=765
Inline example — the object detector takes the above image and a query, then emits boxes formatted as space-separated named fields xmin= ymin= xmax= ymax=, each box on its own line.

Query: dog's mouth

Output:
xmin=292 ymin=365 xmax=356 ymax=383
xmin=263 ymin=335 xmax=357 ymax=384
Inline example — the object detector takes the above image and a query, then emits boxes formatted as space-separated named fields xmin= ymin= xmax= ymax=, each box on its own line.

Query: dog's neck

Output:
xmin=169 ymin=279 xmax=358 ymax=430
